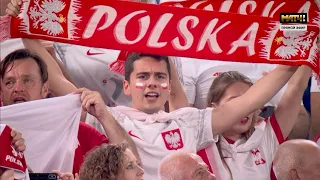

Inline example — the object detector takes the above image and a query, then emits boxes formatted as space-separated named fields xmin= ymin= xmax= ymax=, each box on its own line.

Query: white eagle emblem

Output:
xmin=29 ymin=0 xmax=66 ymax=36
xmin=165 ymin=131 xmax=181 ymax=149
xmin=274 ymin=31 xmax=315 ymax=59
xmin=161 ymin=129 xmax=184 ymax=150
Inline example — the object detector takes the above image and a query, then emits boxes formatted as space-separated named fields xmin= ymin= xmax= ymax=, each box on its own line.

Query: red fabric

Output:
xmin=1 ymin=0 xmax=319 ymax=74
xmin=224 ymin=137 xmax=235 ymax=144
xmin=197 ymin=149 xmax=213 ymax=173
xmin=73 ymin=122 xmax=108 ymax=174
xmin=268 ymin=114 xmax=285 ymax=144
xmin=0 ymin=125 xmax=27 ymax=179
xmin=270 ymin=163 xmax=277 ymax=180
xmin=110 ymin=50 xmax=129 ymax=75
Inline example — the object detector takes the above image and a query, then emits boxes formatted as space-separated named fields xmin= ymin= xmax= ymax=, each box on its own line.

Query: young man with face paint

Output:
xmin=85 ymin=52 xmax=299 ymax=179
xmin=51 ymin=0 xmax=185 ymax=109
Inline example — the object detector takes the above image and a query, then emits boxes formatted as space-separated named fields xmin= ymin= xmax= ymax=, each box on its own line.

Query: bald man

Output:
xmin=158 ymin=151 xmax=216 ymax=180
xmin=273 ymin=140 xmax=320 ymax=180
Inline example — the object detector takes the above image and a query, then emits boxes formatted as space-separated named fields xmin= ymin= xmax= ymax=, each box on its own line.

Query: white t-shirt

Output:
xmin=85 ymin=106 xmax=216 ymax=180
xmin=54 ymin=44 xmax=132 ymax=107
xmin=180 ymin=58 xmax=287 ymax=109
xmin=54 ymin=43 xmax=184 ymax=107
xmin=0 ymin=95 xmax=82 ymax=173
xmin=311 ymin=75 xmax=320 ymax=92
xmin=213 ymin=114 xmax=284 ymax=180
xmin=0 ymin=38 xmax=25 ymax=60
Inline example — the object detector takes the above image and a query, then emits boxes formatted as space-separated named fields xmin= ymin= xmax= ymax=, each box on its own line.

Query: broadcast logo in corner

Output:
xmin=280 ymin=13 xmax=308 ymax=31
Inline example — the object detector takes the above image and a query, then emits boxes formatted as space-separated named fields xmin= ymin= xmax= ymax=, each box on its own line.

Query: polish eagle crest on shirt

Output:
xmin=161 ymin=129 xmax=184 ymax=150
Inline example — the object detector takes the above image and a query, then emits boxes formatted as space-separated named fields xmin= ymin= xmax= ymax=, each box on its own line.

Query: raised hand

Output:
xmin=74 ymin=88 xmax=108 ymax=121
xmin=11 ymin=128 xmax=26 ymax=152
xmin=6 ymin=0 xmax=22 ymax=17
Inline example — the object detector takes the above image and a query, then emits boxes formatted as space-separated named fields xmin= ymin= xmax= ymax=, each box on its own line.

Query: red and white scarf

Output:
xmin=0 ymin=0 xmax=319 ymax=74
xmin=0 ymin=124 xmax=28 ymax=180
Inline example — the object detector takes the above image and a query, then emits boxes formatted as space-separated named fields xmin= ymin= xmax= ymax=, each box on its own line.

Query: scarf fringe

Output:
xmin=109 ymin=60 xmax=125 ymax=76
xmin=0 ymin=15 xmax=11 ymax=43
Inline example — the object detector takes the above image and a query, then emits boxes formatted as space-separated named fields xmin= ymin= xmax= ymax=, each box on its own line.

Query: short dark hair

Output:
xmin=0 ymin=49 xmax=48 ymax=84
xmin=124 ymin=53 xmax=171 ymax=81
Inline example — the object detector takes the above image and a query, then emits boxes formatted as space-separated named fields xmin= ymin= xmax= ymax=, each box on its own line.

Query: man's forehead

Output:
xmin=133 ymin=56 xmax=167 ymax=67
xmin=3 ymin=73 xmax=34 ymax=79
xmin=135 ymin=70 xmax=168 ymax=75
xmin=133 ymin=63 xmax=168 ymax=75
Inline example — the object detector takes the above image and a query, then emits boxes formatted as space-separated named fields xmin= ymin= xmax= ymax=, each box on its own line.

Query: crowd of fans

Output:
xmin=1 ymin=0 xmax=320 ymax=180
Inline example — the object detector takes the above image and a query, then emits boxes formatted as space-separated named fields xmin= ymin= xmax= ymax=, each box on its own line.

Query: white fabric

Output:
xmin=53 ymin=44 xmax=130 ymax=107
xmin=180 ymin=58 xmax=288 ymax=108
xmin=53 ymin=44 xmax=185 ymax=107
xmin=0 ymin=95 xmax=82 ymax=173
xmin=0 ymin=39 xmax=25 ymax=60
xmin=213 ymin=118 xmax=281 ymax=180
xmin=86 ymin=107 xmax=217 ymax=180
xmin=311 ymin=75 xmax=320 ymax=92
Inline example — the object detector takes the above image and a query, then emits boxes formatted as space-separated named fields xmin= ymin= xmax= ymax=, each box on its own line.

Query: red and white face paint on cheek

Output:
xmin=161 ymin=83 xmax=168 ymax=90
xmin=135 ymin=82 xmax=144 ymax=89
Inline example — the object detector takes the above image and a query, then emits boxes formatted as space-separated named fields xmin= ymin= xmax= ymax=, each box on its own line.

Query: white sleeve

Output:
xmin=85 ymin=106 xmax=126 ymax=135
xmin=53 ymin=43 xmax=72 ymax=64
xmin=181 ymin=58 xmax=197 ymax=104
xmin=175 ymin=107 xmax=215 ymax=150
xmin=171 ymin=57 xmax=184 ymax=86
xmin=311 ymin=75 xmax=320 ymax=92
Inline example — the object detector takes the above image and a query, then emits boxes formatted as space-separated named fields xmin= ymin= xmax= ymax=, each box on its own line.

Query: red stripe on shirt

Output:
xmin=197 ymin=149 xmax=213 ymax=173
xmin=270 ymin=163 xmax=277 ymax=180
xmin=315 ymin=135 xmax=320 ymax=144
xmin=269 ymin=114 xmax=285 ymax=144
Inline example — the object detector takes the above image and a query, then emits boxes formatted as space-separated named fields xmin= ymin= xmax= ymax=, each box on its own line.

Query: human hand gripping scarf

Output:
xmin=0 ymin=0 xmax=319 ymax=74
